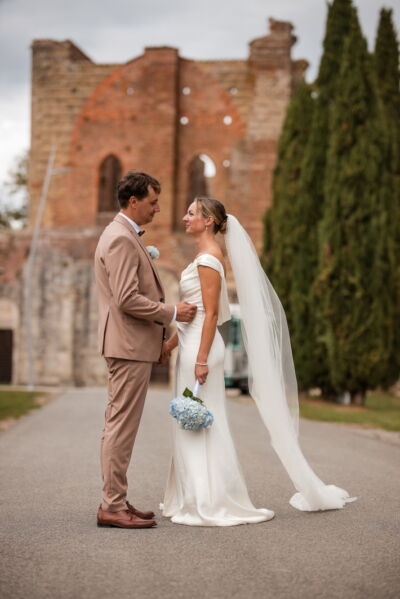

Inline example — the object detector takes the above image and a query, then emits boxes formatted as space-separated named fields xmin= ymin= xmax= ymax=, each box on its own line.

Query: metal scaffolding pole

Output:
xmin=25 ymin=144 xmax=57 ymax=390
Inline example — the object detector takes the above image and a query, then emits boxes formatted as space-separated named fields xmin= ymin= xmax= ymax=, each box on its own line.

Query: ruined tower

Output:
xmin=0 ymin=19 xmax=307 ymax=386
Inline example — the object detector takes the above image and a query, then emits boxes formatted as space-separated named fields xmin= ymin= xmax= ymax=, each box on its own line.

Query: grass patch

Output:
xmin=300 ymin=391 xmax=400 ymax=432
xmin=0 ymin=390 xmax=47 ymax=421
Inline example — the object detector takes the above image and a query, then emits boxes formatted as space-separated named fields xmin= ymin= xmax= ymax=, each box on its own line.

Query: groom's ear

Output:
xmin=129 ymin=196 xmax=138 ymax=207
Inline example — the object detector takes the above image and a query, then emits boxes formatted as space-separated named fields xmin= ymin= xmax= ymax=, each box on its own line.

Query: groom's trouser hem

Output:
xmin=101 ymin=357 xmax=152 ymax=512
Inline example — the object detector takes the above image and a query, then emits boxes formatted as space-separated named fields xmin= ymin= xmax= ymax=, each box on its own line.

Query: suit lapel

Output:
xmin=113 ymin=214 xmax=164 ymax=291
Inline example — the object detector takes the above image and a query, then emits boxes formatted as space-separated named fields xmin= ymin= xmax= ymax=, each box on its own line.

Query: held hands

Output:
xmin=158 ymin=335 xmax=178 ymax=364
xmin=158 ymin=342 xmax=171 ymax=364
xmin=176 ymin=301 xmax=197 ymax=323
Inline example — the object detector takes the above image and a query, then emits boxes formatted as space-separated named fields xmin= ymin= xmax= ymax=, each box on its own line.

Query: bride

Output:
xmin=161 ymin=197 xmax=355 ymax=526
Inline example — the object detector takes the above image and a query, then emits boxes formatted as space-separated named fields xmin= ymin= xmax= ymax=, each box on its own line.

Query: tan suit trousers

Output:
xmin=101 ymin=357 xmax=153 ymax=512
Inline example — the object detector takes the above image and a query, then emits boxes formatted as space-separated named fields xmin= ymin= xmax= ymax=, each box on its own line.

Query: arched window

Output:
xmin=98 ymin=155 xmax=122 ymax=213
xmin=187 ymin=154 xmax=216 ymax=207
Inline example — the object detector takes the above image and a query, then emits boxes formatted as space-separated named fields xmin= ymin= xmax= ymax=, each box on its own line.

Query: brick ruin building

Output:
xmin=0 ymin=18 xmax=307 ymax=386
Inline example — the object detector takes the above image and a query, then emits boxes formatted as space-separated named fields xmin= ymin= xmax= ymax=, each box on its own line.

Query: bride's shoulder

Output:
xmin=195 ymin=250 xmax=226 ymax=274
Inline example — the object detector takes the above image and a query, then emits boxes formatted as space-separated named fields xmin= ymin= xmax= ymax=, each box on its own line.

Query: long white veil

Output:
xmin=225 ymin=215 xmax=356 ymax=511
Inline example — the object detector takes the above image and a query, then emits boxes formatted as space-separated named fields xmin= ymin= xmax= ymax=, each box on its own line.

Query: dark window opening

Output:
xmin=98 ymin=155 xmax=122 ymax=213
xmin=0 ymin=329 xmax=13 ymax=383
xmin=187 ymin=155 xmax=209 ymax=207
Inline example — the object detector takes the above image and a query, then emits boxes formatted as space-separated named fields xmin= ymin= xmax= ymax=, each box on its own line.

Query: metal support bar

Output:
xmin=25 ymin=145 xmax=57 ymax=390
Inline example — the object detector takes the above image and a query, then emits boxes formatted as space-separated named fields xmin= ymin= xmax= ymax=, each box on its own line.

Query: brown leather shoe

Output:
xmin=97 ymin=506 xmax=156 ymax=529
xmin=126 ymin=501 xmax=155 ymax=520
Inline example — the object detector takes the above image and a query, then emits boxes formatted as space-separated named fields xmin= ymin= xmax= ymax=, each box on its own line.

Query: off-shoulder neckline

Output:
xmin=194 ymin=253 xmax=226 ymax=276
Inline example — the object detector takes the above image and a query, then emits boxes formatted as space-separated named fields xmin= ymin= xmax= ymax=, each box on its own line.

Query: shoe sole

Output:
xmin=97 ymin=522 xmax=156 ymax=529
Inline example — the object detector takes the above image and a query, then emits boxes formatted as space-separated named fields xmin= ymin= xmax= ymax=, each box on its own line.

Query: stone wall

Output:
xmin=0 ymin=17 xmax=307 ymax=386
xmin=0 ymin=227 xmax=182 ymax=386
xmin=29 ymin=18 xmax=306 ymax=248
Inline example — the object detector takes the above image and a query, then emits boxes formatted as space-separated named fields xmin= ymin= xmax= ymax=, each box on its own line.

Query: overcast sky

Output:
xmin=0 ymin=0 xmax=399 ymax=187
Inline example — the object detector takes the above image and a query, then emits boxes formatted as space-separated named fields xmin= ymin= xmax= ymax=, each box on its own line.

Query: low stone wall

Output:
xmin=0 ymin=227 xmax=181 ymax=386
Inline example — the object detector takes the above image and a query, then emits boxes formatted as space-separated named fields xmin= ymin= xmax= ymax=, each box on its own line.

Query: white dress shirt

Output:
xmin=119 ymin=211 xmax=144 ymax=235
xmin=118 ymin=212 xmax=176 ymax=323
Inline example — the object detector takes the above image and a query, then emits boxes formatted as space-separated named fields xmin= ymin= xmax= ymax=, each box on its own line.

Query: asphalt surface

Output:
xmin=0 ymin=387 xmax=399 ymax=599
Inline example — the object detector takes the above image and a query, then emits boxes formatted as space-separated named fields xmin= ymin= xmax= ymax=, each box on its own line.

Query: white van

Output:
xmin=220 ymin=304 xmax=249 ymax=393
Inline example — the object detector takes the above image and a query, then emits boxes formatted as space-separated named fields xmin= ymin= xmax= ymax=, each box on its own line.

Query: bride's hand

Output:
xmin=195 ymin=363 xmax=208 ymax=385
xmin=158 ymin=342 xmax=171 ymax=364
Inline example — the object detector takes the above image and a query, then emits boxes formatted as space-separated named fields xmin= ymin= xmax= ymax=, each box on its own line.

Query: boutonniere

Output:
xmin=146 ymin=245 xmax=160 ymax=260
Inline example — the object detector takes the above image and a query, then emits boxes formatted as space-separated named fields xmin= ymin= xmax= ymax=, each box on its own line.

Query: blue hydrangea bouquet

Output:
xmin=169 ymin=380 xmax=213 ymax=431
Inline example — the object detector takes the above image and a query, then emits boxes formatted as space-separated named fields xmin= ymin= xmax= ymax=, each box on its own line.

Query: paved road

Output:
xmin=0 ymin=387 xmax=399 ymax=599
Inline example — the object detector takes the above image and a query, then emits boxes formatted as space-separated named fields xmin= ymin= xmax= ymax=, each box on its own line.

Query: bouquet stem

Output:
xmin=193 ymin=380 xmax=200 ymax=397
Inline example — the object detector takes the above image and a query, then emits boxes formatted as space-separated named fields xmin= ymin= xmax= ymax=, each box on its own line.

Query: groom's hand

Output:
xmin=175 ymin=301 xmax=197 ymax=322
xmin=158 ymin=342 xmax=171 ymax=364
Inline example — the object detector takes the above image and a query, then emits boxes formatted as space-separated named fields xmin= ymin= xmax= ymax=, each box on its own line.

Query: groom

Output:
xmin=94 ymin=171 xmax=196 ymax=529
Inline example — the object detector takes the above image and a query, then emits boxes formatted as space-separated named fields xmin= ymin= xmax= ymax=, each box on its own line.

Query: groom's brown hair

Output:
xmin=117 ymin=171 xmax=161 ymax=207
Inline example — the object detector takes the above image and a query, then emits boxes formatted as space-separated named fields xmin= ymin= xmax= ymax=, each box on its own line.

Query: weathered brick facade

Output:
xmin=0 ymin=18 xmax=306 ymax=386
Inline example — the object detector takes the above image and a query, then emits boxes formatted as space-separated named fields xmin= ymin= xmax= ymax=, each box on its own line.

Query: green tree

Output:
xmin=374 ymin=8 xmax=400 ymax=129
xmin=263 ymin=81 xmax=314 ymax=334
xmin=374 ymin=8 xmax=400 ymax=378
xmin=0 ymin=150 xmax=28 ymax=230
xmin=299 ymin=0 xmax=354 ymax=229
xmin=289 ymin=0 xmax=354 ymax=391
xmin=316 ymin=12 xmax=394 ymax=404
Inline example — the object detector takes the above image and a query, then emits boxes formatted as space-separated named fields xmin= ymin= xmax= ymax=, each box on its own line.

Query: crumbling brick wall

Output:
xmin=0 ymin=18 xmax=307 ymax=385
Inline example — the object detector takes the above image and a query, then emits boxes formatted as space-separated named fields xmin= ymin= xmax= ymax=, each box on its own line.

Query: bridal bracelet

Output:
xmin=195 ymin=362 xmax=208 ymax=366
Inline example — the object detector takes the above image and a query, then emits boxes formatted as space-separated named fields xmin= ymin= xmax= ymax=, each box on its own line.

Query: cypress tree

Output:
xmin=290 ymin=0 xmax=354 ymax=391
xmin=374 ymin=8 xmax=400 ymax=129
xmin=316 ymin=11 xmax=392 ymax=403
xmin=263 ymin=81 xmax=314 ymax=333
xmin=374 ymin=8 xmax=400 ymax=380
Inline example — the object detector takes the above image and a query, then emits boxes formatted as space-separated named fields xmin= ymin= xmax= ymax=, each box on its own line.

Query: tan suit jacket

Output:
xmin=94 ymin=214 xmax=174 ymax=362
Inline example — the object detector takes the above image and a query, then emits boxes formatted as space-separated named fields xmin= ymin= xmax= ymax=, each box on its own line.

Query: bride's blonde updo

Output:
xmin=195 ymin=197 xmax=228 ymax=235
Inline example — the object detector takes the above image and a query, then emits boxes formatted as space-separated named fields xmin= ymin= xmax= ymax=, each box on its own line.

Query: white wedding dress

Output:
xmin=162 ymin=254 xmax=275 ymax=526
xmin=162 ymin=216 xmax=355 ymax=525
